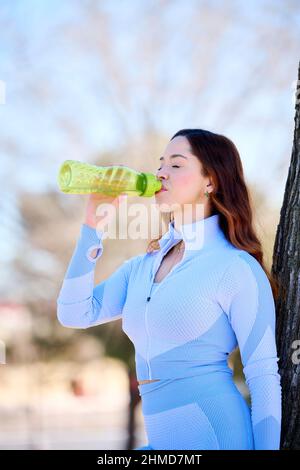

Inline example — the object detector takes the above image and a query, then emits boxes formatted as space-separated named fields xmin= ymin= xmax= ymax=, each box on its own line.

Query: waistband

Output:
xmin=138 ymin=366 xmax=235 ymax=397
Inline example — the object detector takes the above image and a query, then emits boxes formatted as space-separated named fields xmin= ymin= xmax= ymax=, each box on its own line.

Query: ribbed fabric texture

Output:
xmin=57 ymin=213 xmax=282 ymax=449
xmin=135 ymin=373 xmax=255 ymax=450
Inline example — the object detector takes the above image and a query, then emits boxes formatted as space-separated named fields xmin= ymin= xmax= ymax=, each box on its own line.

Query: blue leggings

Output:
xmin=134 ymin=372 xmax=254 ymax=450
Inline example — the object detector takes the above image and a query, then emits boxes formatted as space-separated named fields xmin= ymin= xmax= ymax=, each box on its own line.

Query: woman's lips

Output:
xmin=156 ymin=188 xmax=168 ymax=194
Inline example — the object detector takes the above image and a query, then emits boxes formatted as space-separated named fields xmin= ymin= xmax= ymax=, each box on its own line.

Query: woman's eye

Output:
xmin=157 ymin=166 xmax=180 ymax=170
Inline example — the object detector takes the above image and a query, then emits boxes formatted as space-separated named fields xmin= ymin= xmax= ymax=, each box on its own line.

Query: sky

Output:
xmin=0 ymin=0 xmax=299 ymax=271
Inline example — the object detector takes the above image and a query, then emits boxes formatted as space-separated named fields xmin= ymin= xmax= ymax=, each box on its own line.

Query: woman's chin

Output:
xmin=154 ymin=200 xmax=177 ymax=213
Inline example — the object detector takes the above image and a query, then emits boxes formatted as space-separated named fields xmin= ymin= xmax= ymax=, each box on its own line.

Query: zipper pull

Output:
xmin=147 ymin=296 xmax=151 ymax=302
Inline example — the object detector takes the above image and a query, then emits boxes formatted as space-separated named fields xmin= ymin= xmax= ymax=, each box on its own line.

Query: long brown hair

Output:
xmin=147 ymin=128 xmax=279 ymax=300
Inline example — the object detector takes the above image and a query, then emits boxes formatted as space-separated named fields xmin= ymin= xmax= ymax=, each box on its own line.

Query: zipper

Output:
xmin=144 ymin=266 xmax=157 ymax=380
xmin=144 ymin=243 xmax=187 ymax=379
xmin=144 ymin=299 xmax=152 ymax=379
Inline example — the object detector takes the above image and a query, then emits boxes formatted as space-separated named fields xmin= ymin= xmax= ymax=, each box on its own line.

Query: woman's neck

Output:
xmin=173 ymin=204 xmax=213 ymax=232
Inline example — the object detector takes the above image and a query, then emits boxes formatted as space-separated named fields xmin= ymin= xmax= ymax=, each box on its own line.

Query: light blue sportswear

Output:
xmin=57 ymin=213 xmax=282 ymax=450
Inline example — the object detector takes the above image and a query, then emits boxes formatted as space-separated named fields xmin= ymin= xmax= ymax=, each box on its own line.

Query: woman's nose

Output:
xmin=156 ymin=169 xmax=169 ymax=180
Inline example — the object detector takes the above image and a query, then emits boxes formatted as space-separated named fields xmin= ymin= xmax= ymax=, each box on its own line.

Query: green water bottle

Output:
xmin=57 ymin=160 xmax=162 ymax=197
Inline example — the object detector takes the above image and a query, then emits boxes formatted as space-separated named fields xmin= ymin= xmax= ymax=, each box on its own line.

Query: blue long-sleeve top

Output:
xmin=57 ymin=213 xmax=282 ymax=449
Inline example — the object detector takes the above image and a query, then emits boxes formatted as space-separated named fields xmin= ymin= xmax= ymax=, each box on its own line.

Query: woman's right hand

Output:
xmin=84 ymin=192 xmax=127 ymax=230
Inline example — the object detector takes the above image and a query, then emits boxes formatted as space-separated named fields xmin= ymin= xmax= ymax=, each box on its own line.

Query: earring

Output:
xmin=204 ymin=191 xmax=209 ymax=198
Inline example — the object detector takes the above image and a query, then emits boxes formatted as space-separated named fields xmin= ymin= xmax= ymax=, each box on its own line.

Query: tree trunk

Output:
xmin=272 ymin=60 xmax=300 ymax=450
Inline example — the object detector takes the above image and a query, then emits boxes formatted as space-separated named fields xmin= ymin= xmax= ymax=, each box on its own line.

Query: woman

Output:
xmin=57 ymin=128 xmax=282 ymax=450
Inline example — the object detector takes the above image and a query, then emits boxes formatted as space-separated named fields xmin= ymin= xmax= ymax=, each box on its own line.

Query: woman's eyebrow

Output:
xmin=159 ymin=154 xmax=188 ymax=161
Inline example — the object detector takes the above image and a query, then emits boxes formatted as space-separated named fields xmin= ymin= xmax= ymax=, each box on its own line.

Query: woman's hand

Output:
xmin=84 ymin=192 xmax=127 ymax=230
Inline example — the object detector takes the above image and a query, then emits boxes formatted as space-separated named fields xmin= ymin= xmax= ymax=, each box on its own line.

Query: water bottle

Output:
xmin=57 ymin=160 xmax=162 ymax=197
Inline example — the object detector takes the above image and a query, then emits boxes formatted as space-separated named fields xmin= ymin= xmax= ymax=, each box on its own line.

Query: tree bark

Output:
xmin=272 ymin=60 xmax=300 ymax=450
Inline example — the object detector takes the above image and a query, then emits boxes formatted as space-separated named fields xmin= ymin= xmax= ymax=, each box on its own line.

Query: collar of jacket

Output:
xmin=153 ymin=213 xmax=228 ymax=257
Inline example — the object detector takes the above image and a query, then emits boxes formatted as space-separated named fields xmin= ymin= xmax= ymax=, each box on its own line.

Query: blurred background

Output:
xmin=0 ymin=0 xmax=299 ymax=450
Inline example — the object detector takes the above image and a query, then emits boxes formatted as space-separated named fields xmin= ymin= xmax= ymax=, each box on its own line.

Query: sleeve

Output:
xmin=216 ymin=252 xmax=282 ymax=450
xmin=57 ymin=223 xmax=135 ymax=329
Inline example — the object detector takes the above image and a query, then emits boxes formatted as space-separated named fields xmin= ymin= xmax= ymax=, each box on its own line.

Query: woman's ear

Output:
xmin=206 ymin=182 xmax=214 ymax=193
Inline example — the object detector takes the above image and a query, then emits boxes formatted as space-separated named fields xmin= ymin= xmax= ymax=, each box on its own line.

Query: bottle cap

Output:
xmin=141 ymin=173 xmax=162 ymax=197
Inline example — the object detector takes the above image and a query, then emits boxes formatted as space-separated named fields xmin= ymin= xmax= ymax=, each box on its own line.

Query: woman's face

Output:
xmin=155 ymin=136 xmax=212 ymax=213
